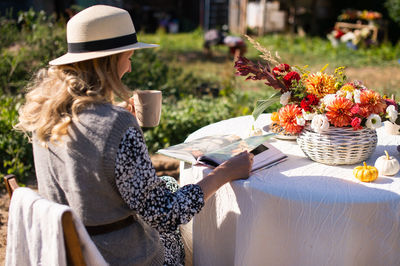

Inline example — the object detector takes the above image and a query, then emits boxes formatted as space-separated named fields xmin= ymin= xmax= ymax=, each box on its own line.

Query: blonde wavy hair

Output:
xmin=17 ymin=53 xmax=131 ymax=144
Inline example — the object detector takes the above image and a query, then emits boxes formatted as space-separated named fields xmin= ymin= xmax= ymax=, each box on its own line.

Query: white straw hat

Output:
xmin=49 ymin=5 xmax=159 ymax=65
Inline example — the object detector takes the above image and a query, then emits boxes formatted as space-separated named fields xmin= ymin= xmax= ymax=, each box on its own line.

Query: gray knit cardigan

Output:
xmin=33 ymin=103 xmax=164 ymax=265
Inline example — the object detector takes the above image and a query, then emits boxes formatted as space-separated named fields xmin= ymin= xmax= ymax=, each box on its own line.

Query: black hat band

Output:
xmin=68 ymin=33 xmax=138 ymax=53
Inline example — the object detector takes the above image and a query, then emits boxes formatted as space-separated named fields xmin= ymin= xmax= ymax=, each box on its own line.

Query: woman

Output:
xmin=17 ymin=5 xmax=254 ymax=266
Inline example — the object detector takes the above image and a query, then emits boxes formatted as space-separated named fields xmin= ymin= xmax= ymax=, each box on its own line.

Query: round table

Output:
xmin=180 ymin=114 xmax=400 ymax=266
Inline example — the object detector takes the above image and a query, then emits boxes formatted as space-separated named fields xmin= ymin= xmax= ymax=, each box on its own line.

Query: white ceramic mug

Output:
xmin=132 ymin=90 xmax=162 ymax=127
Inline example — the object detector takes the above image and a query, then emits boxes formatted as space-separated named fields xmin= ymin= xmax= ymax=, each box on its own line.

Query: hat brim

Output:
xmin=49 ymin=42 xmax=159 ymax=66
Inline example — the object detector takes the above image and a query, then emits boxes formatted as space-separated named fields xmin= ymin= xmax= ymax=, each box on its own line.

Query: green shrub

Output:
xmin=122 ymin=49 xmax=203 ymax=99
xmin=386 ymin=0 xmax=400 ymax=26
xmin=143 ymin=89 xmax=274 ymax=153
xmin=17 ymin=9 xmax=66 ymax=66
xmin=0 ymin=9 xmax=19 ymax=48
xmin=0 ymin=47 xmax=32 ymax=94
xmin=0 ymin=9 xmax=66 ymax=94
xmin=0 ymin=94 xmax=33 ymax=187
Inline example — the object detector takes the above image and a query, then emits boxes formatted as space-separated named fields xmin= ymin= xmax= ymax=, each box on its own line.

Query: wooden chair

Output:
xmin=4 ymin=174 xmax=86 ymax=266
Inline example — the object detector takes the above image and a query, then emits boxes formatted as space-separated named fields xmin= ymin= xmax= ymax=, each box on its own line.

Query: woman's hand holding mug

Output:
xmin=127 ymin=97 xmax=136 ymax=116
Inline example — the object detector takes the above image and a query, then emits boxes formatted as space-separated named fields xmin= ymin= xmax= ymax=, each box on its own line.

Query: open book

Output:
xmin=157 ymin=134 xmax=287 ymax=172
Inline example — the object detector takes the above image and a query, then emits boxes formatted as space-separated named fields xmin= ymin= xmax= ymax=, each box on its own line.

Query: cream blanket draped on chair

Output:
xmin=5 ymin=187 xmax=108 ymax=266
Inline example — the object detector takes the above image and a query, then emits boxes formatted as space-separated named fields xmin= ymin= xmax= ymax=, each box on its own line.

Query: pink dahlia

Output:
xmin=351 ymin=117 xmax=363 ymax=130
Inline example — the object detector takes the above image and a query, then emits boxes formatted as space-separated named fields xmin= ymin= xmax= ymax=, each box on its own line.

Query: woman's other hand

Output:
xmin=197 ymin=151 xmax=254 ymax=201
xmin=216 ymin=151 xmax=254 ymax=181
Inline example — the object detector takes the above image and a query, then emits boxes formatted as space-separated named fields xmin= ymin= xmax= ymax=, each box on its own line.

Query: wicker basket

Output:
xmin=296 ymin=126 xmax=377 ymax=165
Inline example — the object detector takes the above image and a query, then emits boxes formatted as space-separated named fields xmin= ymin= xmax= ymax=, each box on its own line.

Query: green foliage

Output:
xmin=139 ymin=29 xmax=204 ymax=53
xmin=144 ymin=96 xmax=234 ymax=152
xmin=0 ymin=95 xmax=33 ymax=186
xmin=122 ymin=49 xmax=202 ymax=99
xmin=0 ymin=47 xmax=31 ymax=94
xmin=143 ymin=90 xmax=269 ymax=153
xmin=0 ymin=9 xmax=19 ymax=47
xmin=252 ymin=92 xmax=281 ymax=121
xmin=386 ymin=0 xmax=400 ymax=26
xmin=0 ymin=9 xmax=66 ymax=94
xmin=250 ymin=34 xmax=400 ymax=68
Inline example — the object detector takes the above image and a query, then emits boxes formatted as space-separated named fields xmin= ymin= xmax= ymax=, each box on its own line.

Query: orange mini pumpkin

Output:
xmin=271 ymin=112 xmax=279 ymax=122
xmin=353 ymin=162 xmax=378 ymax=182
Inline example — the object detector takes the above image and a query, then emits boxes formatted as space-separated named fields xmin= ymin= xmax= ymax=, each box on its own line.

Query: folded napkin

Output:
xmin=5 ymin=187 xmax=108 ymax=266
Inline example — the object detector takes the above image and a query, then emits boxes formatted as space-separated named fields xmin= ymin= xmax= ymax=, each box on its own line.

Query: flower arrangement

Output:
xmin=327 ymin=26 xmax=375 ymax=48
xmin=234 ymin=36 xmax=399 ymax=136
xmin=327 ymin=9 xmax=382 ymax=49
xmin=338 ymin=9 xmax=382 ymax=22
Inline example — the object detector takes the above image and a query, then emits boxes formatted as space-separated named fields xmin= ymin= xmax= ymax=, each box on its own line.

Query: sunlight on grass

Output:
xmin=139 ymin=32 xmax=400 ymax=96
xmin=141 ymin=31 xmax=400 ymax=67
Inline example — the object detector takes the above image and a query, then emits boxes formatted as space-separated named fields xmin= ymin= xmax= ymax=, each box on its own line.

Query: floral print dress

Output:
xmin=114 ymin=127 xmax=205 ymax=265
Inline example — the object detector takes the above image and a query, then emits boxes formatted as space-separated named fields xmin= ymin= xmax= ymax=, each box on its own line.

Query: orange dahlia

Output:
xmin=359 ymin=89 xmax=387 ymax=116
xmin=326 ymin=97 xmax=354 ymax=127
xmin=278 ymin=104 xmax=303 ymax=134
xmin=305 ymin=72 xmax=337 ymax=98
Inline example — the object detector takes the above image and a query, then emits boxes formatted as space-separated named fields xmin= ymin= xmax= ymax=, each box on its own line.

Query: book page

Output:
xmin=157 ymin=134 xmax=241 ymax=164
xmin=197 ymin=134 xmax=279 ymax=168
xmin=251 ymin=143 xmax=287 ymax=172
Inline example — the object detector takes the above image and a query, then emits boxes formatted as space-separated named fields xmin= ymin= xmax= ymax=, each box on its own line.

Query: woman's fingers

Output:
xmin=217 ymin=151 xmax=254 ymax=181
xmin=128 ymin=97 xmax=136 ymax=116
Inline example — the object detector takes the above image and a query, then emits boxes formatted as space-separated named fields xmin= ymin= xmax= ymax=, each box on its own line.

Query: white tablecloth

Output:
xmin=180 ymin=114 xmax=400 ymax=266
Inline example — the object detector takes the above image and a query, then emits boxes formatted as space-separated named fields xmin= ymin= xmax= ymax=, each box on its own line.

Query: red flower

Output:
xmin=301 ymin=100 xmax=312 ymax=111
xmin=351 ymin=117 xmax=362 ymax=130
xmin=300 ymin=94 xmax=319 ymax=112
xmin=334 ymin=29 xmax=345 ymax=39
xmin=272 ymin=63 xmax=291 ymax=78
xmin=283 ymin=71 xmax=301 ymax=88
xmin=307 ymin=94 xmax=319 ymax=105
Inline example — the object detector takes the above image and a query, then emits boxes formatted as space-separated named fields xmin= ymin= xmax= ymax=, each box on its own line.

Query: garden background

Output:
xmin=1 ymin=3 xmax=400 ymax=263
xmin=1 ymin=8 xmax=400 ymax=187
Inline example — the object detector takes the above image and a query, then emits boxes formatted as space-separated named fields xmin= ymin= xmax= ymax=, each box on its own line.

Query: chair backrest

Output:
xmin=4 ymin=174 xmax=86 ymax=266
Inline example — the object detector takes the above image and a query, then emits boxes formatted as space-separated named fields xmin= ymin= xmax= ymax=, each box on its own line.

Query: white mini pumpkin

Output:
xmin=374 ymin=150 xmax=400 ymax=176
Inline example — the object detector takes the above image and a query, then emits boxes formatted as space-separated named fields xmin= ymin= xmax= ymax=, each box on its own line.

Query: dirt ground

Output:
xmin=0 ymin=154 xmax=179 ymax=265
xmin=345 ymin=66 xmax=400 ymax=96
xmin=0 ymin=192 xmax=9 ymax=264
